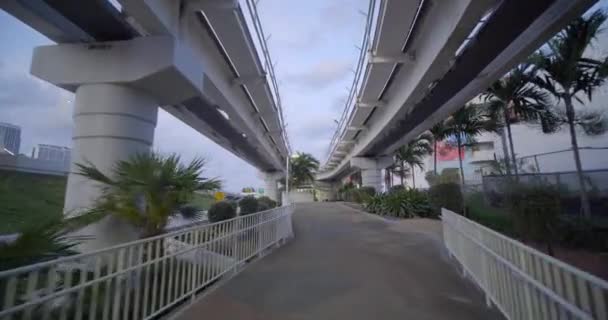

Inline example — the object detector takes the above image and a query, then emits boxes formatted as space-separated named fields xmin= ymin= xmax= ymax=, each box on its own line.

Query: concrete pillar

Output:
xmin=351 ymin=157 xmax=392 ymax=192
xmin=263 ymin=172 xmax=281 ymax=202
xmin=65 ymin=84 xmax=159 ymax=251
xmin=30 ymin=36 xmax=201 ymax=252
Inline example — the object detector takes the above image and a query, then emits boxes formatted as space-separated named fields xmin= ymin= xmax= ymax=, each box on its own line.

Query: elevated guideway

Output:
xmin=318 ymin=0 xmax=596 ymax=190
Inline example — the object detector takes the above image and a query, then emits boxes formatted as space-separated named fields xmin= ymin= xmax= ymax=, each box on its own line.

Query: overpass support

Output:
xmin=351 ymin=157 xmax=392 ymax=192
xmin=30 ymin=36 xmax=203 ymax=251
xmin=263 ymin=171 xmax=283 ymax=203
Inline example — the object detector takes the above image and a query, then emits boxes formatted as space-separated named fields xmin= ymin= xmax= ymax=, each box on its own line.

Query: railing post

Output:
xmin=519 ymin=250 xmax=535 ymax=319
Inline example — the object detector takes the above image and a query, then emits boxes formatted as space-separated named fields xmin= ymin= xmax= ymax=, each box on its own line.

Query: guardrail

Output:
xmin=242 ymin=0 xmax=292 ymax=155
xmin=442 ymin=208 xmax=608 ymax=320
xmin=324 ymin=0 xmax=378 ymax=165
xmin=0 ymin=205 xmax=294 ymax=319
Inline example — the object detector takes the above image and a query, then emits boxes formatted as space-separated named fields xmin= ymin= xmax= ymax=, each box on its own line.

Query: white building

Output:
xmin=36 ymin=144 xmax=71 ymax=166
xmin=0 ymin=122 xmax=21 ymax=155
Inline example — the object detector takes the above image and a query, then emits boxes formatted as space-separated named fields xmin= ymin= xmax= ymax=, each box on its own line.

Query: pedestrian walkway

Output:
xmin=176 ymin=202 xmax=504 ymax=319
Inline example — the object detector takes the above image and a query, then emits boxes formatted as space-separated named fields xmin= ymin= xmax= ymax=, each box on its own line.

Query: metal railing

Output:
xmin=442 ymin=208 xmax=608 ymax=320
xmin=242 ymin=0 xmax=292 ymax=155
xmin=0 ymin=205 xmax=294 ymax=319
xmin=324 ymin=0 xmax=378 ymax=166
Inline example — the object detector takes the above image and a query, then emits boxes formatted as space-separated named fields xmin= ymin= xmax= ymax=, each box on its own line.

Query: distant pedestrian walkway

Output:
xmin=176 ymin=202 xmax=504 ymax=319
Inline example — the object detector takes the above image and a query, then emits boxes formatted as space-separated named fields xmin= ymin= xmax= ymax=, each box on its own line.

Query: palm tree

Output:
xmin=394 ymin=133 xmax=433 ymax=189
xmin=76 ymin=152 xmax=221 ymax=237
xmin=290 ymin=152 xmax=320 ymax=187
xmin=444 ymin=104 xmax=496 ymax=188
xmin=429 ymin=122 xmax=449 ymax=175
xmin=484 ymin=62 xmax=554 ymax=179
xmin=532 ymin=10 xmax=608 ymax=218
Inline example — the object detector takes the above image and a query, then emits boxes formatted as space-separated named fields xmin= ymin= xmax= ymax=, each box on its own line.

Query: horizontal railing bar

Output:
xmin=0 ymin=206 xmax=288 ymax=277
xmin=444 ymin=218 xmax=593 ymax=320
xmin=0 ymin=206 xmax=293 ymax=317
xmin=445 ymin=210 xmax=608 ymax=289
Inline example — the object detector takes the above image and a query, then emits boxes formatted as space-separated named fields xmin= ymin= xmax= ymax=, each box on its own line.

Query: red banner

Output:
xmin=436 ymin=141 xmax=464 ymax=161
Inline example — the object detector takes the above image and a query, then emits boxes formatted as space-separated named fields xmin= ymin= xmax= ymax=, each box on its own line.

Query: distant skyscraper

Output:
xmin=37 ymin=144 xmax=71 ymax=165
xmin=0 ymin=122 xmax=21 ymax=155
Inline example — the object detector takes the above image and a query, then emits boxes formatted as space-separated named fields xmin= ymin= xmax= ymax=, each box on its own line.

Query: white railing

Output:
xmin=0 ymin=205 xmax=294 ymax=319
xmin=324 ymin=0 xmax=378 ymax=165
xmin=442 ymin=209 xmax=608 ymax=320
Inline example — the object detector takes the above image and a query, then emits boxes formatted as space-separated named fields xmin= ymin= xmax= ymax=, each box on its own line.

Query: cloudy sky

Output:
xmin=0 ymin=0 xmax=366 ymax=192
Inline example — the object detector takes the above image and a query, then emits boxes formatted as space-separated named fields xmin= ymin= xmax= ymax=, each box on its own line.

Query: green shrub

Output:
xmin=179 ymin=205 xmax=202 ymax=219
xmin=466 ymin=192 xmax=514 ymax=235
xmin=238 ymin=196 xmax=259 ymax=215
xmin=388 ymin=185 xmax=405 ymax=193
xmin=208 ymin=201 xmax=236 ymax=222
xmin=428 ymin=183 xmax=463 ymax=215
xmin=353 ymin=186 xmax=376 ymax=203
xmin=257 ymin=196 xmax=277 ymax=211
xmin=364 ymin=189 xmax=432 ymax=218
xmin=508 ymin=184 xmax=561 ymax=255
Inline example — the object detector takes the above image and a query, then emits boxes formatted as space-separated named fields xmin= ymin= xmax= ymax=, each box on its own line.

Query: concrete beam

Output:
xmin=368 ymin=52 xmax=415 ymax=64
xmin=356 ymin=100 xmax=387 ymax=108
xmin=232 ymin=74 xmax=266 ymax=87
xmin=31 ymin=36 xmax=203 ymax=105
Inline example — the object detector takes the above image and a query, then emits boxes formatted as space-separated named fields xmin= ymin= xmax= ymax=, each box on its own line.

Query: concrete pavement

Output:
xmin=176 ymin=202 xmax=504 ymax=320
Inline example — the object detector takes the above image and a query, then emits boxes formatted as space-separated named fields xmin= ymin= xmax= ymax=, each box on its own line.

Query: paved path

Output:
xmin=177 ymin=202 xmax=504 ymax=320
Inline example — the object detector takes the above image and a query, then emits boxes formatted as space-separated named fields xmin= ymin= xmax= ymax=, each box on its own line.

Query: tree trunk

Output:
xmin=499 ymin=125 xmax=512 ymax=176
xmin=400 ymin=161 xmax=405 ymax=186
xmin=564 ymin=96 xmax=592 ymax=218
xmin=457 ymin=134 xmax=465 ymax=188
xmin=412 ymin=167 xmax=416 ymax=189
xmin=457 ymin=134 xmax=467 ymax=216
xmin=504 ymin=108 xmax=519 ymax=181
xmin=433 ymin=141 xmax=438 ymax=175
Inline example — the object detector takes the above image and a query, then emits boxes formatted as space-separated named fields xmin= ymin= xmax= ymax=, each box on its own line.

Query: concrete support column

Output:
xmin=351 ymin=157 xmax=392 ymax=192
xmin=263 ymin=172 xmax=282 ymax=202
xmin=65 ymin=84 xmax=158 ymax=251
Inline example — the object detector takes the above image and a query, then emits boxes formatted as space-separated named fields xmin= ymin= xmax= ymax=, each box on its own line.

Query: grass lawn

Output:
xmin=189 ymin=192 xmax=215 ymax=210
xmin=0 ymin=170 xmax=66 ymax=234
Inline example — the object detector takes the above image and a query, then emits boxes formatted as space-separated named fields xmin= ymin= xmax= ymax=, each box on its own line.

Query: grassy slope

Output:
xmin=0 ymin=170 xmax=66 ymax=234
xmin=189 ymin=193 xmax=215 ymax=210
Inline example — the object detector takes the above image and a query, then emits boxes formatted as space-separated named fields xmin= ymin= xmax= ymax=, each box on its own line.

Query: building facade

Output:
xmin=0 ymin=122 xmax=21 ymax=155
xmin=36 ymin=144 xmax=71 ymax=165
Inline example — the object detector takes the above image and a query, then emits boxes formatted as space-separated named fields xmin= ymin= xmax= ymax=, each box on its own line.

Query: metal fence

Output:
xmin=442 ymin=208 xmax=608 ymax=320
xmin=482 ymin=169 xmax=608 ymax=216
xmin=0 ymin=205 xmax=294 ymax=319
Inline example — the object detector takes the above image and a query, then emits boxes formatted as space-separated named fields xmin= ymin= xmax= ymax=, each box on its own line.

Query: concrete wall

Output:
xmin=288 ymin=190 xmax=315 ymax=203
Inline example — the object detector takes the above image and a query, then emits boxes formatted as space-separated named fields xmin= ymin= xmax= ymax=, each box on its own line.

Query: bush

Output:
xmin=179 ymin=205 xmax=202 ymax=219
xmin=353 ymin=186 xmax=376 ymax=203
xmin=508 ymin=184 xmax=561 ymax=255
xmin=428 ymin=183 xmax=463 ymax=215
xmin=208 ymin=201 xmax=236 ymax=222
xmin=238 ymin=196 xmax=259 ymax=215
xmin=364 ymin=189 xmax=432 ymax=218
xmin=388 ymin=185 xmax=405 ymax=193
xmin=257 ymin=196 xmax=278 ymax=211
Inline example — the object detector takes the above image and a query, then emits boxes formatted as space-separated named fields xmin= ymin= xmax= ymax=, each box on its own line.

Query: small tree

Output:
xmin=76 ymin=153 xmax=221 ymax=237
xmin=290 ymin=152 xmax=320 ymax=187
xmin=444 ymin=104 xmax=496 ymax=188
xmin=532 ymin=10 xmax=608 ymax=217
xmin=429 ymin=122 xmax=449 ymax=175
xmin=394 ymin=133 xmax=433 ymax=189
xmin=483 ymin=62 xmax=554 ymax=179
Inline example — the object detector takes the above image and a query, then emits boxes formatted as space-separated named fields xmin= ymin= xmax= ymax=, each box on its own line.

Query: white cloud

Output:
xmin=285 ymin=60 xmax=352 ymax=89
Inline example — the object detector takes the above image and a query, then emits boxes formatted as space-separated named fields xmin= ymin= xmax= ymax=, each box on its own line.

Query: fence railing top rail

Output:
xmin=441 ymin=208 xmax=608 ymax=290
xmin=0 ymin=204 xmax=294 ymax=278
